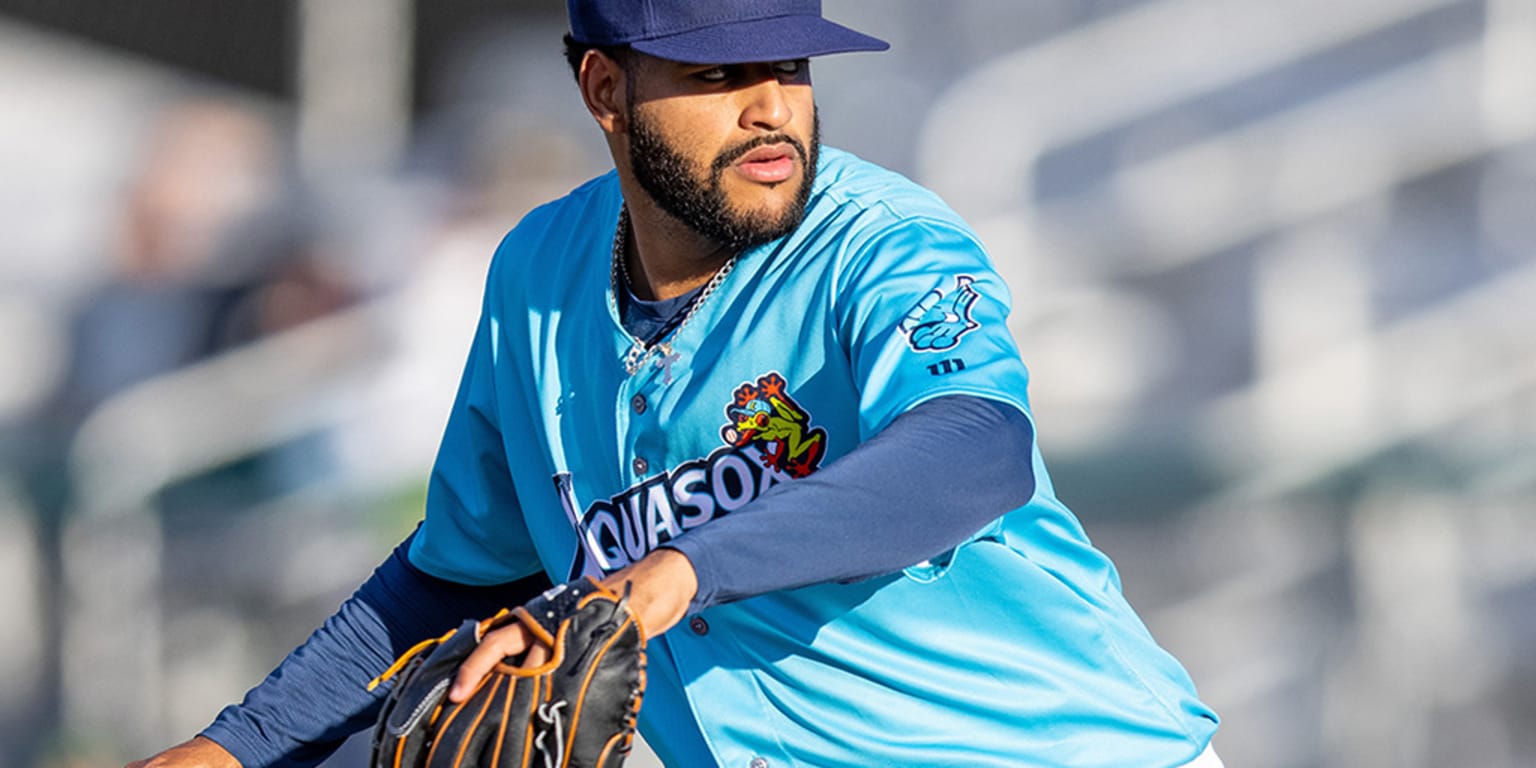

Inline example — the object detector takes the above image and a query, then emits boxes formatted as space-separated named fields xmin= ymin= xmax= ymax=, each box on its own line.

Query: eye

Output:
xmin=694 ymin=66 xmax=730 ymax=83
xmin=773 ymin=59 xmax=808 ymax=78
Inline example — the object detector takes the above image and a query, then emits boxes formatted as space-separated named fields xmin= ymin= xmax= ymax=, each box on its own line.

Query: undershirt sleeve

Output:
xmin=199 ymin=534 xmax=552 ymax=768
xmin=663 ymin=394 xmax=1036 ymax=613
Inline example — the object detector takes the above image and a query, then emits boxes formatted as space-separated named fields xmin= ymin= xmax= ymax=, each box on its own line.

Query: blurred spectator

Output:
xmin=53 ymin=99 xmax=358 ymax=424
xmin=8 ymin=98 xmax=365 ymax=768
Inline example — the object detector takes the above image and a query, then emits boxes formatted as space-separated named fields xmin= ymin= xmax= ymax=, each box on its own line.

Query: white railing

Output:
xmin=915 ymin=0 xmax=1536 ymax=763
xmin=62 ymin=301 xmax=394 ymax=753
xmin=916 ymin=0 xmax=1468 ymax=267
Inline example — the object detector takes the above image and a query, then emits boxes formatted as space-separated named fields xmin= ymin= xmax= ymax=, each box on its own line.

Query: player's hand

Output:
xmin=125 ymin=736 xmax=240 ymax=768
xmin=447 ymin=621 xmax=548 ymax=703
xmin=600 ymin=547 xmax=697 ymax=638
xmin=446 ymin=548 xmax=697 ymax=704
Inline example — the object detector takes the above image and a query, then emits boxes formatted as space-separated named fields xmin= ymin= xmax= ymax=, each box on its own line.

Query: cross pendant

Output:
xmin=656 ymin=346 xmax=682 ymax=385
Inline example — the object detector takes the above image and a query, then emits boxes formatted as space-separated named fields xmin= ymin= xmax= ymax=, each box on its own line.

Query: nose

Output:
xmin=739 ymin=78 xmax=793 ymax=132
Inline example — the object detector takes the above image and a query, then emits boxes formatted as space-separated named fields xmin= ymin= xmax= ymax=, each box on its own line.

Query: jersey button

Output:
xmin=632 ymin=457 xmax=649 ymax=475
xmin=688 ymin=616 xmax=709 ymax=635
xmin=630 ymin=394 xmax=647 ymax=414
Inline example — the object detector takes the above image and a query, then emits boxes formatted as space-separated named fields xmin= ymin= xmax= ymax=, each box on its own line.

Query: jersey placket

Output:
xmin=612 ymin=345 xmax=685 ymax=567
xmin=604 ymin=247 xmax=803 ymax=768
xmin=607 ymin=243 xmax=763 ymax=498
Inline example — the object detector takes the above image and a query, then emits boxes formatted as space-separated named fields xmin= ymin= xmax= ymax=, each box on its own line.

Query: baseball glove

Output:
xmin=367 ymin=577 xmax=647 ymax=768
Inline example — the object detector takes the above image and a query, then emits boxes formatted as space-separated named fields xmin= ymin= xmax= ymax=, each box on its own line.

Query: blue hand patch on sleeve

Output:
xmin=898 ymin=275 xmax=981 ymax=352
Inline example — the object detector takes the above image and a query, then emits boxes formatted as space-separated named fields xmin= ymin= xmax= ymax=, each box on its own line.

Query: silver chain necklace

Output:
xmin=612 ymin=206 xmax=738 ymax=378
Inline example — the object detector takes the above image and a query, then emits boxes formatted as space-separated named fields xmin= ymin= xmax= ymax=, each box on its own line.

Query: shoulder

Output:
xmin=807 ymin=147 xmax=975 ymax=237
xmin=795 ymin=148 xmax=985 ymax=268
xmin=796 ymin=148 xmax=990 ymax=273
xmin=484 ymin=171 xmax=622 ymax=290
xmin=496 ymin=171 xmax=622 ymax=258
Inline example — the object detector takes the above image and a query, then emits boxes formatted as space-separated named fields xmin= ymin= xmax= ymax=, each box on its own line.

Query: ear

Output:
xmin=578 ymin=50 xmax=627 ymax=134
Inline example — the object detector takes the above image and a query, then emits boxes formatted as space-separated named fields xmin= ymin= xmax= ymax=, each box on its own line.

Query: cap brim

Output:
xmin=630 ymin=14 xmax=889 ymax=65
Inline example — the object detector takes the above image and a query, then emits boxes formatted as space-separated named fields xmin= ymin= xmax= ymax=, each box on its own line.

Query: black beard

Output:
xmin=628 ymin=110 xmax=819 ymax=254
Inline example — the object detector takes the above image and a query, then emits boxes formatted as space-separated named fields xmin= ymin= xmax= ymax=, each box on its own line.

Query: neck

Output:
xmin=619 ymin=188 xmax=734 ymax=302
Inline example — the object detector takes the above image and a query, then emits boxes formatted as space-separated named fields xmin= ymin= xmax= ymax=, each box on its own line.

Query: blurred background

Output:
xmin=0 ymin=0 xmax=1532 ymax=766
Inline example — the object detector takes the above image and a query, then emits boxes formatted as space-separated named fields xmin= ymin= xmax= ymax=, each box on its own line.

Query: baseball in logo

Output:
xmin=720 ymin=372 xmax=827 ymax=479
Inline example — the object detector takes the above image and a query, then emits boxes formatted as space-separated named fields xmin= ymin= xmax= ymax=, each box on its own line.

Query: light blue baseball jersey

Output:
xmin=410 ymin=147 xmax=1218 ymax=767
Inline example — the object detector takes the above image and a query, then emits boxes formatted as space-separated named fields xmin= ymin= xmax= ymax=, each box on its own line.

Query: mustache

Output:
xmin=711 ymin=133 xmax=809 ymax=175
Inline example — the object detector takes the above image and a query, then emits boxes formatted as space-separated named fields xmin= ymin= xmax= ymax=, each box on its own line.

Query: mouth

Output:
xmin=730 ymin=143 xmax=798 ymax=184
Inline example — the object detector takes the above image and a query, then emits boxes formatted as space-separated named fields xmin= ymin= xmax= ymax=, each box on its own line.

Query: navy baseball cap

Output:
xmin=567 ymin=0 xmax=890 ymax=65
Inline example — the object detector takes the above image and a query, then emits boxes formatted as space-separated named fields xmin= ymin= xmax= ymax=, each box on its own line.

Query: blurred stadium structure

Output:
xmin=0 ymin=1 xmax=1532 ymax=767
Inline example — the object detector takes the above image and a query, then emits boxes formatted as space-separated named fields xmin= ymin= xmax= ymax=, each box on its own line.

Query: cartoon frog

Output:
xmin=720 ymin=372 xmax=827 ymax=479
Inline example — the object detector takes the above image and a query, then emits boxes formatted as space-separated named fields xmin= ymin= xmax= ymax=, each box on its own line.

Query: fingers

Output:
xmin=523 ymin=640 xmax=550 ymax=669
xmin=448 ymin=622 xmax=547 ymax=703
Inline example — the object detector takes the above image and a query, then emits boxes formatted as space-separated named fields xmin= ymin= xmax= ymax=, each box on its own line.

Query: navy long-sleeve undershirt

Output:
xmin=664 ymin=394 xmax=1035 ymax=611
xmin=199 ymin=542 xmax=553 ymax=768
xmin=197 ymin=290 xmax=1038 ymax=767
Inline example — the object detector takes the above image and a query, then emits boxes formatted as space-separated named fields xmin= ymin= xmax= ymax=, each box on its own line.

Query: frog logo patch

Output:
xmin=721 ymin=372 xmax=827 ymax=479
xmin=899 ymin=275 xmax=981 ymax=352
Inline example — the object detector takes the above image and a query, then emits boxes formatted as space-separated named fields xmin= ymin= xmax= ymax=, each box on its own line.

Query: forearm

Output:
xmin=200 ymin=535 xmax=551 ymax=768
xmin=665 ymin=395 xmax=1036 ymax=612
xmin=199 ymin=589 xmax=398 ymax=768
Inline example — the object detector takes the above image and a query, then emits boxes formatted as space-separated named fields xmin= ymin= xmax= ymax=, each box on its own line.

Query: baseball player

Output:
xmin=131 ymin=1 xmax=1223 ymax=766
